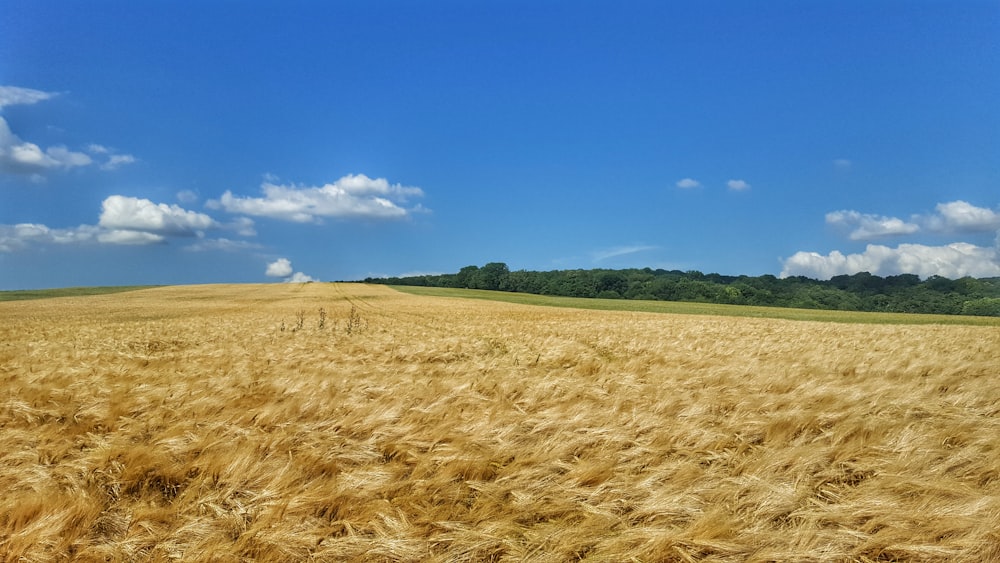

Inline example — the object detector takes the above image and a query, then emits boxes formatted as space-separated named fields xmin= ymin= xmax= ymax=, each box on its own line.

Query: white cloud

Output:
xmin=0 ymin=118 xmax=95 ymax=174
xmin=176 ymin=190 xmax=199 ymax=204
xmin=592 ymin=245 xmax=657 ymax=262
xmin=99 ymin=195 xmax=216 ymax=236
xmin=210 ymin=174 xmax=425 ymax=222
xmin=46 ymin=145 xmax=93 ymax=167
xmin=97 ymin=229 xmax=166 ymax=245
xmin=185 ymin=238 xmax=263 ymax=252
xmin=0 ymin=223 xmax=100 ymax=251
xmin=826 ymin=210 xmax=920 ymax=240
xmin=0 ymin=222 xmax=166 ymax=250
xmin=781 ymin=242 xmax=1000 ymax=279
xmin=87 ymin=144 xmax=136 ymax=170
xmin=0 ymin=223 xmax=162 ymax=249
xmin=676 ymin=178 xmax=701 ymax=189
xmin=225 ymin=216 xmax=257 ymax=237
xmin=0 ymin=86 xmax=57 ymax=109
xmin=286 ymin=272 xmax=318 ymax=283
xmin=727 ymin=179 xmax=751 ymax=191
xmin=0 ymin=87 xmax=132 ymax=176
xmin=265 ymin=258 xmax=317 ymax=282
xmin=922 ymin=200 xmax=1000 ymax=233
xmin=394 ymin=270 xmax=447 ymax=278
xmin=0 ymin=194 xmax=260 ymax=253
xmin=100 ymin=153 xmax=136 ymax=170
xmin=266 ymin=258 xmax=293 ymax=277
xmin=833 ymin=158 xmax=852 ymax=170
xmin=825 ymin=201 xmax=1000 ymax=242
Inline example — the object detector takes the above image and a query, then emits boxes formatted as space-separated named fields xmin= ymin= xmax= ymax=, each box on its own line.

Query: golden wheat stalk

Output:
xmin=1 ymin=283 xmax=998 ymax=561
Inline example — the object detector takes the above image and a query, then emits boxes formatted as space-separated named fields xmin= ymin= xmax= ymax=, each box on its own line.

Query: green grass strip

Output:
xmin=0 ymin=285 xmax=161 ymax=302
xmin=389 ymin=285 xmax=1000 ymax=326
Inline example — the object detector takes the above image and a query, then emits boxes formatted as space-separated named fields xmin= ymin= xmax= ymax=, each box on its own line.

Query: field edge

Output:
xmin=388 ymin=284 xmax=1000 ymax=326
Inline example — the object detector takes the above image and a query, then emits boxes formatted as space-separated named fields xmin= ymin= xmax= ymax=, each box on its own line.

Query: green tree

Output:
xmin=961 ymin=297 xmax=1000 ymax=317
xmin=472 ymin=262 xmax=510 ymax=291
xmin=454 ymin=265 xmax=479 ymax=288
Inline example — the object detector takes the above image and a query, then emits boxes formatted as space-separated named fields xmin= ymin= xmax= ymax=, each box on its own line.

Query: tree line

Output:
xmin=362 ymin=263 xmax=1000 ymax=317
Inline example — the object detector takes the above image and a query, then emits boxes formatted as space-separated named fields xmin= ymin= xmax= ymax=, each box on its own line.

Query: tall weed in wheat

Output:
xmin=1 ymin=283 xmax=998 ymax=561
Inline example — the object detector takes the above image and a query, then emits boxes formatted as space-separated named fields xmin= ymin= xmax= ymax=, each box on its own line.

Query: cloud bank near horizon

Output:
xmin=783 ymin=200 xmax=1000 ymax=279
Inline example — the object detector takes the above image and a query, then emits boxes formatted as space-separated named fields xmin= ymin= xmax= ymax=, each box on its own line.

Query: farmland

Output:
xmin=1 ymin=283 xmax=999 ymax=561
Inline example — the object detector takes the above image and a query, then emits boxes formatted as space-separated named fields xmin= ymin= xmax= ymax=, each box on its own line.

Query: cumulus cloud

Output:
xmin=1 ymin=195 xmax=233 ymax=252
xmin=676 ymin=178 xmax=701 ymax=189
xmin=781 ymin=243 xmax=1000 ymax=279
xmin=826 ymin=210 xmax=920 ymax=240
xmin=286 ymin=272 xmax=318 ymax=283
xmin=266 ymin=258 xmax=293 ymax=277
xmin=727 ymin=179 xmax=751 ymax=191
xmin=825 ymin=201 xmax=1000 ymax=242
xmin=265 ymin=258 xmax=317 ymax=283
xmin=99 ymin=195 xmax=216 ymax=236
xmin=788 ymin=199 xmax=1000 ymax=279
xmin=210 ymin=174 xmax=426 ymax=222
xmin=922 ymin=200 xmax=1000 ymax=233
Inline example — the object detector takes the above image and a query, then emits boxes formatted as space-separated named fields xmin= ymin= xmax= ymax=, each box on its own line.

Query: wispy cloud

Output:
xmin=675 ymin=178 xmax=701 ymax=189
xmin=176 ymin=190 xmax=199 ymax=204
xmin=97 ymin=229 xmax=166 ymax=245
xmin=592 ymin=245 xmax=657 ymax=262
xmin=210 ymin=174 xmax=426 ymax=223
xmin=727 ymin=179 xmax=751 ymax=191
xmin=0 ymin=86 xmax=58 ymax=109
xmin=100 ymin=154 xmax=137 ymax=170
xmin=185 ymin=238 xmax=263 ymax=252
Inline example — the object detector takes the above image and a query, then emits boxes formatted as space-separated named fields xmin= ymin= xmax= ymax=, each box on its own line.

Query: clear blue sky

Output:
xmin=2 ymin=1 xmax=998 ymax=289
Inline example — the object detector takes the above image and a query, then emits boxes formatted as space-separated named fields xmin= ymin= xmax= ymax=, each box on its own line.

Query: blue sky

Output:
xmin=1 ymin=1 xmax=998 ymax=289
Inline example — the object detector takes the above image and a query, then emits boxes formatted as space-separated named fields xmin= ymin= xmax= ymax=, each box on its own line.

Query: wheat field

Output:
xmin=1 ymin=283 xmax=998 ymax=562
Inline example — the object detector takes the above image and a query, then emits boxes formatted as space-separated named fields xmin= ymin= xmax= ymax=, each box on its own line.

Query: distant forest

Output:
xmin=363 ymin=263 xmax=1000 ymax=317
